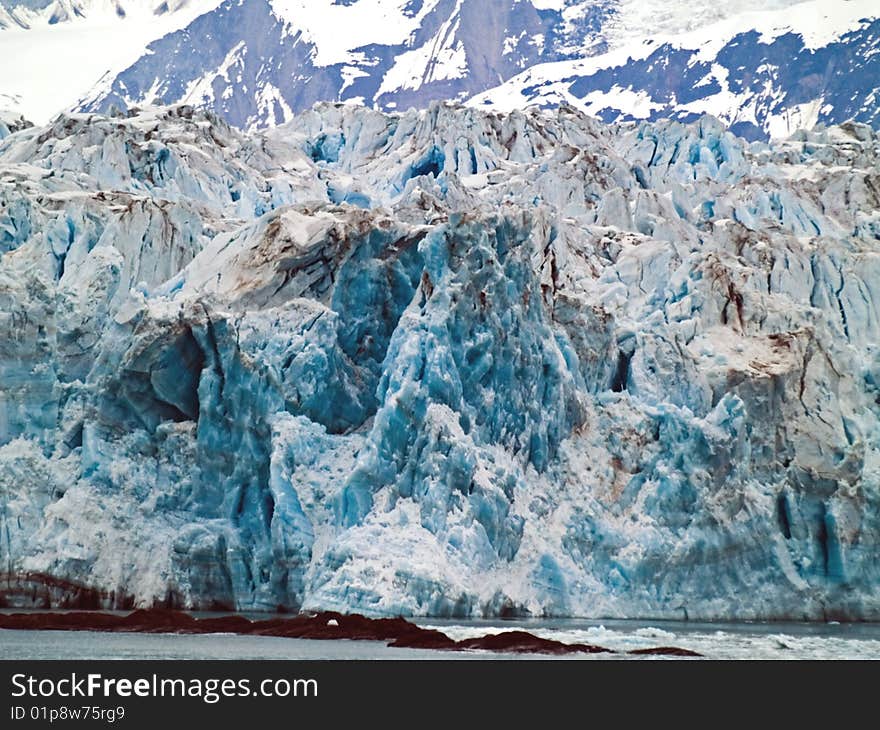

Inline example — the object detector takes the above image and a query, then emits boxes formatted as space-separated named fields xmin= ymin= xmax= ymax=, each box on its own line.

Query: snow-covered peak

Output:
xmin=0 ymin=0 xmax=213 ymax=28
xmin=1 ymin=0 xmax=878 ymax=137
xmin=0 ymin=0 xmax=223 ymax=123
xmin=605 ymin=0 xmax=807 ymax=47
xmin=469 ymin=0 xmax=880 ymax=139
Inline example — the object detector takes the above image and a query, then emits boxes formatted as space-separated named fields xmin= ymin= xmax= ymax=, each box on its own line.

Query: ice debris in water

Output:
xmin=0 ymin=102 xmax=879 ymax=619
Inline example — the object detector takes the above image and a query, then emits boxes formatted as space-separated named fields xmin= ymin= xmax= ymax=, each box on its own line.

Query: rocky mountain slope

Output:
xmin=0 ymin=103 xmax=878 ymax=618
xmin=472 ymin=0 xmax=880 ymax=141
xmin=1 ymin=1 xmax=878 ymax=140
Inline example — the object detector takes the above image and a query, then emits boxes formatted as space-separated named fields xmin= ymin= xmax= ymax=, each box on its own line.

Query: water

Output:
xmin=422 ymin=618 xmax=880 ymax=659
xmin=2 ymin=618 xmax=880 ymax=659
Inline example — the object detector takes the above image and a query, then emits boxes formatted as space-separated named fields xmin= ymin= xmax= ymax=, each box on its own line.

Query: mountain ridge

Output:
xmin=1 ymin=0 xmax=877 ymax=139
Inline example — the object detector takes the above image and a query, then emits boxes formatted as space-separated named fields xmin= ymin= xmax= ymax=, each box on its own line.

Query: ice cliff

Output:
xmin=0 ymin=102 xmax=878 ymax=619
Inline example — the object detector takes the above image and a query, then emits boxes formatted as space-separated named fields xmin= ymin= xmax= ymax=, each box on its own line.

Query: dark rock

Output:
xmin=0 ymin=609 xmax=696 ymax=657
xmin=0 ymin=609 xmax=612 ymax=654
xmin=456 ymin=630 xmax=612 ymax=654
xmin=628 ymin=646 xmax=703 ymax=657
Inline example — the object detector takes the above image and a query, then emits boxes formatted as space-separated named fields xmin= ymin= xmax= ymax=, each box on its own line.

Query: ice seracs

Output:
xmin=0 ymin=101 xmax=878 ymax=619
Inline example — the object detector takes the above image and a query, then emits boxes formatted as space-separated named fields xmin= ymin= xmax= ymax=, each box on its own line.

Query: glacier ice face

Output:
xmin=0 ymin=110 xmax=31 ymax=140
xmin=0 ymin=102 xmax=879 ymax=619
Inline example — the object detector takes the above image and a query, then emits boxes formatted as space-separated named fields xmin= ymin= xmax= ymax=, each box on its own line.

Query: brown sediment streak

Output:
xmin=0 ymin=573 xmax=134 ymax=611
xmin=0 ymin=608 xmax=703 ymax=657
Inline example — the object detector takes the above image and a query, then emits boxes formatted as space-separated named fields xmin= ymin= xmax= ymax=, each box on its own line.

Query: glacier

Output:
xmin=0 ymin=102 xmax=878 ymax=619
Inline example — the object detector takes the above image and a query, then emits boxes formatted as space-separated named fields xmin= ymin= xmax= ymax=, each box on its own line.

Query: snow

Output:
xmin=271 ymin=0 xmax=442 ymax=66
xmin=0 ymin=0 xmax=223 ymax=123
xmin=0 ymin=0 xmax=200 ymax=28
xmin=528 ymin=0 xmax=566 ymax=10
xmin=577 ymin=86 xmax=663 ymax=120
xmin=377 ymin=9 xmax=469 ymax=95
xmin=605 ymin=0 xmax=869 ymax=53
xmin=3 ymin=0 xmax=876 ymax=139
xmin=765 ymin=99 xmax=825 ymax=141
xmin=468 ymin=1 xmax=880 ymax=139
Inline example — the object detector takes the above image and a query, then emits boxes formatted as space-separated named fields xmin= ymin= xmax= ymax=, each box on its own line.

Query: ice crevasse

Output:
xmin=0 ymin=102 xmax=878 ymax=619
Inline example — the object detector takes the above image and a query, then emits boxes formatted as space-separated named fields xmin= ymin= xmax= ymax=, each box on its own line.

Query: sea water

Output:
xmin=1 ymin=619 xmax=879 ymax=660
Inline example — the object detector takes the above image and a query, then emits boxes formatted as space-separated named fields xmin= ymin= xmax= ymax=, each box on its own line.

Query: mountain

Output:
xmin=0 ymin=0 xmax=222 ymax=123
xmin=0 ymin=0 xmax=201 ymax=29
xmin=75 ymin=0 xmax=619 ymax=129
xmin=2 ymin=0 xmax=877 ymax=139
xmin=471 ymin=0 xmax=880 ymax=140
xmin=1 ymin=102 xmax=878 ymax=618
xmin=78 ymin=0 xmax=880 ymax=139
